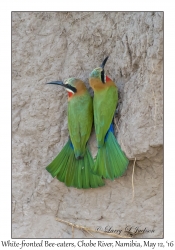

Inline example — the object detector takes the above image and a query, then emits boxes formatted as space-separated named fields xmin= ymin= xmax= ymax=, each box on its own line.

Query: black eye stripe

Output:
xmin=66 ymin=84 xmax=77 ymax=93
xmin=101 ymin=70 xmax=105 ymax=84
xmin=100 ymin=56 xmax=109 ymax=68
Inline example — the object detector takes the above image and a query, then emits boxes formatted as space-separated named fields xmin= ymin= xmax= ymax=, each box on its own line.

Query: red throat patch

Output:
xmin=68 ymin=91 xmax=73 ymax=98
xmin=106 ymin=75 xmax=112 ymax=82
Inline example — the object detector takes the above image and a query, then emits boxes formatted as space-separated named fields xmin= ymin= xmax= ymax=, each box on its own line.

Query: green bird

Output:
xmin=46 ymin=78 xmax=104 ymax=189
xmin=89 ymin=57 xmax=129 ymax=180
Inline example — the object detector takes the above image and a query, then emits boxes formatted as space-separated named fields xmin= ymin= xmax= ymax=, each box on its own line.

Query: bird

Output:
xmin=89 ymin=56 xmax=129 ymax=179
xmin=46 ymin=77 xmax=104 ymax=189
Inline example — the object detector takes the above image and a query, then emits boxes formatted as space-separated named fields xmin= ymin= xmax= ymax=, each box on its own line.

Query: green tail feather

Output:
xmin=93 ymin=132 xmax=129 ymax=180
xmin=46 ymin=140 xmax=104 ymax=189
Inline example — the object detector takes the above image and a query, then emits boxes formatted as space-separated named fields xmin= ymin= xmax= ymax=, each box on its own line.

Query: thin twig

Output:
xmin=84 ymin=229 xmax=94 ymax=238
xmin=55 ymin=217 xmax=131 ymax=239
xmin=132 ymin=158 xmax=136 ymax=201
xmin=72 ymin=225 xmax=74 ymax=238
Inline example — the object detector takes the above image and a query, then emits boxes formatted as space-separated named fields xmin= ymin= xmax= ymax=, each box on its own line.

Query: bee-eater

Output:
xmin=89 ymin=57 xmax=129 ymax=179
xmin=46 ymin=78 xmax=104 ymax=189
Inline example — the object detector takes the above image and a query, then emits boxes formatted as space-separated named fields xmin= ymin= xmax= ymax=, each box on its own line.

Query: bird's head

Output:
xmin=46 ymin=77 xmax=87 ymax=99
xmin=89 ymin=56 xmax=112 ymax=90
xmin=89 ymin=56 xmax=109 ymax=82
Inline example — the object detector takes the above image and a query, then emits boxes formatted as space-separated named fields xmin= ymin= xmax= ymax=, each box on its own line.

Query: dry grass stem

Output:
xmin=72 ymin=225 xmax=74 ymax=238
xmin=55 ymin=217 xmax=131 ymax=239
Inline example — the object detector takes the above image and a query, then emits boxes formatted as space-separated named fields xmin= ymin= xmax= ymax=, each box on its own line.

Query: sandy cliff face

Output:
xmin=12 ymin=12 xmax=163 ymax=238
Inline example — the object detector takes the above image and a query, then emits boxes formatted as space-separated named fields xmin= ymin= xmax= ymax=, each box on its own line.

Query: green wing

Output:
xmin=68 ymin=92 xmax=93 ymax=158
xmin=93 ymin=86 xmax=118 ymax=147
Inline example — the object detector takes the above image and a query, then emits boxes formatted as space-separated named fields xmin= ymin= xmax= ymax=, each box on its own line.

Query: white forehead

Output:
xmin=64 ymin=79 xmax=69 ymax=85
xmin=64 ymin=77 xmax=76 ymax=85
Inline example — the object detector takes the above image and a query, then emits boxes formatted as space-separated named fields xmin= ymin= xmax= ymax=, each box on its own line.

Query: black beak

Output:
xmin=47 ymin=81 xmax=64 ymax=86
xmin=46 ymin=81 xmax=77 ymax=93
xmin=100 ymin=56 xmax=109 ymax=69
xmin=100 ymin=56 xmax=109 ymax=84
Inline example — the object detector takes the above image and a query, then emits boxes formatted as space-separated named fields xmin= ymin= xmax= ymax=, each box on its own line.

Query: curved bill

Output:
xmin=46 ymin=81 xmax=64 ymax=86
xmin=100 ymin=56 xmax=109 ymax=69
xmin=46 ymin=81 xmax=77 ymax=93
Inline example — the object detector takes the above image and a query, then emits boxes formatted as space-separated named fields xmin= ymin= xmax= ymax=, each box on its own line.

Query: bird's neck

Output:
xmin=68 ymin=89 xmax=88 ymax=101
xmin=67 ymin=91 xmax=74 ymax=98
xmin=89 ymin=77 xmax=115 ymax=91
xmin=106 ymin=75 xmax=112 ymax=82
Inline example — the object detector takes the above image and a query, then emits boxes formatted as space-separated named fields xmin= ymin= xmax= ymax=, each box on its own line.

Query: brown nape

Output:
xmin=73 ymin=79 xmax=88 ymax=96
xmin=89 ymin=77 xmax=116 ymax=91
